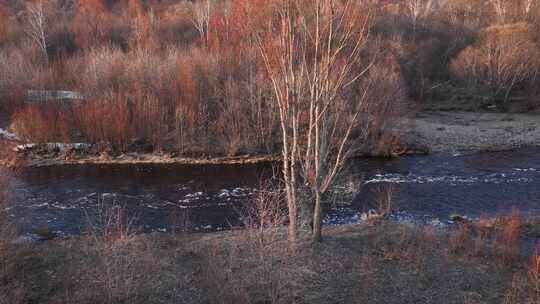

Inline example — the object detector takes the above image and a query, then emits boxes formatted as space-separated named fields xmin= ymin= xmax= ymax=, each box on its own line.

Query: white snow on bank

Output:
xmin=14 ymin=144 xmax=36 ymax=152
xmin=0 ymin=128 xmax=19 ymax=141
xmin=14 ymin=143 xmax=92 ymax=152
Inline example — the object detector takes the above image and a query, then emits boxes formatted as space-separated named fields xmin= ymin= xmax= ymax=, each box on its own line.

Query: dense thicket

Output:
xmin=0 ymin=0 xmax=539 ymax=154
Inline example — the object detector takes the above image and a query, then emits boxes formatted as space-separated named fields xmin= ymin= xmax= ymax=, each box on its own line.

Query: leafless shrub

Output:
xmin=240 ymin=183 xmax=286 ymax=244
xmin=11 ymin=104 xmax=71 ymax=143
xmin=73 ymin=92 xmax=132 ymax=152
xmin=492 ymin=209 xmax=522 ymax=267
xmin=84 ymin=198 xmax=137 ymax=246
xmin=448 ymin=222 xmax=474 ymax=257
xmin=372 ymin=184 xmax=396 ymax=217
xmin=0 ymin=49 xmax=33 ymax=112
xmin=201 ymin=183 xmax=299 ymax=304
xmin=372 ymin=223 xmax=437 ymax=271
xmin=361 ymin=60 xmax=408 ymax=157
xmin=473 ymin=214 xmax=492 ymax=257
xmin=73 ymin=199 xmax=164 ymax=304
xmin=68 ymin=46 xmax=126 ymax=99
xmin=450 ymin=23 xmax=540 ymax=102
xmin=528 ymin=248 xmax=540 ymax=303
xmin=440 ymin=0 xmax=489 ymax=30
xmin=71 ymin=0 xmax=113 ymax=49
xmin=504 ymin=274 xmax=524 ymax=304
xmin=169 ymin=208 xmax=193 ymax=234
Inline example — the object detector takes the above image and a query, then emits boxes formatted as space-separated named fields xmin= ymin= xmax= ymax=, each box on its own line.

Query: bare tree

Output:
xmin=484 ymin=0 xmax=539 ymax=24
xmin=402 ymin=0 xmax=446 ymax=32
xmin=258 ymin=0 xmax=377 ymax=243
xmin=488 ymin=0 xmax=509 ymax=24
xmin=190 ymin=0 xmax=213 ymax=46
xmin=25 ymin=0 xmax=49 ymax=63
xmin=523 ymin=0 xmax=539 ymax=19
xmin=450 ymin=23 xmax=540 ymax=102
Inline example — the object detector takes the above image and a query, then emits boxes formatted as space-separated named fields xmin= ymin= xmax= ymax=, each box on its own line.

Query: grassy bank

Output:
xmin=2 ymin=215 xmax=540 ymax=304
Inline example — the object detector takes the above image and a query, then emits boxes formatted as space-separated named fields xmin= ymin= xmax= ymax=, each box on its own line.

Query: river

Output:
xmin=2 ymin=147 xmax=540 ymax=237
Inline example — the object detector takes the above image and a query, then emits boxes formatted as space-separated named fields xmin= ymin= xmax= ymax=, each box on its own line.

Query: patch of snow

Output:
xmin=26 ymin=90 xmax=84 ymax=101
xmin=0 ymin=128 xmax=19 ymax=141
xmin=14 ymin=142 xmax=92 ymax=152
xmin=14 ymin=144 xmax=35 ymax=152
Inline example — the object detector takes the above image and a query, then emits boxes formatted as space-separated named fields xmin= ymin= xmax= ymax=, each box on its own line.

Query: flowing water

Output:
xmin=2 ymin=147 xmax=540 ymax=237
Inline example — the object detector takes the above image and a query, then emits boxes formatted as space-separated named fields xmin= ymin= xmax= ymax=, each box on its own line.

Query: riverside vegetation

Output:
xmin=1 ymin=0 xmax=539 ymax=156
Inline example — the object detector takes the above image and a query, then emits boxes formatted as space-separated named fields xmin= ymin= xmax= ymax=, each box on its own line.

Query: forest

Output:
xmin=0 ymin=0 xmax=539 ymax=157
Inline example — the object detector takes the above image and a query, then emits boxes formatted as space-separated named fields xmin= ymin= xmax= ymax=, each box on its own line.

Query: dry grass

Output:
xmin=66 ymin=201 xmax=169 ymax=304
xmin=492 ymin=210 xmax=523 ymax=267
xmin=528 ymin=249 xmax=540 ymax=303
xmin=0 ymin=171 xmax=26 ymax=304
xmin=1 ymin=215 xmax=540 ymax=304
xmin=200 ymin=184 xmax=300 ymax=304
xmin=448 ymin=222 xmax=474 ymax=256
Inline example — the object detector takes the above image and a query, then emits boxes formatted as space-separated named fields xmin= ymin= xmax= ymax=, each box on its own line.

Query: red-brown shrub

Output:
xmin=528 ymin=248 xmax=540 ymax=302
xmin=71 ymin=0 xmax=113 ymax=49
xmin=74 ymin=93 xmax=132 ymax=152
xmin=10 ymin=105 xmax=71 ymax=143
xmin=448 ymin=222 xmax=473 ymax=256
xmin=492 ymin=209 xmax=523 ymax=267
xmin=68 ymin=46 xmax=125 ymax=98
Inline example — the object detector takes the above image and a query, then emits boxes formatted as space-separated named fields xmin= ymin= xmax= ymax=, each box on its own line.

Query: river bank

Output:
xmin=403 ymin=111 xmax=540 ymax=153
xmin=3 ymin=218 xmax=540 ymax=304
xmin=1 ymin=111 xmax=540 ymax=168
xmin=11 ymin=151 xmax=278 ymax=168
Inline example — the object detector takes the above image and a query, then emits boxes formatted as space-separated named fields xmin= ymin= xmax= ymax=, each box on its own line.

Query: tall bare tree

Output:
xmin=402 ymin=0 xmax=446 ymax=32
xmin=258 ymin=0 xmax=376 ymax=243
xmin=190 ymin=0 xmax=213 ymax=46
xmin=523 ymin=0 xmax=539 ymax=19
xmin=488 ymin=0 xmax=509 ymax=24
xmin=25 ymin=0 xmax=49 ymax=63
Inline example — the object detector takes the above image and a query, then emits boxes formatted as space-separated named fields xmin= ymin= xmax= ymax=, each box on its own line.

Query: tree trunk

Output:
xmin=312 ymin=191 xmax=322 ymax=242
xmin=299 ymin=190 xmax=314 ymax=231
xmin=286 ymin=183 xmax=297 ymax=245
